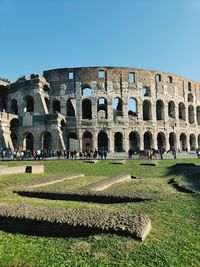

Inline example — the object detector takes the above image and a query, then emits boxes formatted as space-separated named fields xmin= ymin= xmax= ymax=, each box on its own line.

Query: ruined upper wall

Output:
xmin=43 ymin=66 xmax=200 ymax=97
xmin=0 ymin=79 xmax=10 ymax=87
xmin=8 ymin=74 xmax=50 ymax=93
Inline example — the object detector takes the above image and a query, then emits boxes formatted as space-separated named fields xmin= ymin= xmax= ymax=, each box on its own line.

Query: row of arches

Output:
xmin=11 ymin=129 xmax=200 ymax=153
xmin=67 ymin=98 xmax=200 ymax=123
xmin=9 ymin=96 xmax=200 ymax=125
xmin=11 ymin=132 xmax=52 ymax=151
xmin=81 ymin=87 xmax=195 ymax=106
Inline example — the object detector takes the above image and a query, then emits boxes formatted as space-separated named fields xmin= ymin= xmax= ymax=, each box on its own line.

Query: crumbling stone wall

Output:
xmin=0 ymin=67 xmax=200 ymax=153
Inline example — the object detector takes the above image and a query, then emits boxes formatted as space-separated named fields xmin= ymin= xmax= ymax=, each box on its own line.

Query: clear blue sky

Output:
xmin=0 ymin=0 xmax=200 ymax=82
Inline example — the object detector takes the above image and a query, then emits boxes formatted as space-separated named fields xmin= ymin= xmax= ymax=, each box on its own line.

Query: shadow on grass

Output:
xmin=15 ymin=190 xmax=155 ymax=203
xmin=167 ymin=163 xmax=200 ymax=192
xmin=0 ymin=217 xmax=142 ymax=240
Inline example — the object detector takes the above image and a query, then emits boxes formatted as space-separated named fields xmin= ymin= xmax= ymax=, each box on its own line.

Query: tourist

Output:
xmin=103 ymin=150 xmax=107 ymax=160
xmin=128 ymin=148 xmax=133 ymax=160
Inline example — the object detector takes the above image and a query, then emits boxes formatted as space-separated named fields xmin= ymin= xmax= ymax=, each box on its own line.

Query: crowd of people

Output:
xmin=0 ymin=148 xmax=108 ymax=161
xmin=1 ymin=147 xmax=199 ymax=161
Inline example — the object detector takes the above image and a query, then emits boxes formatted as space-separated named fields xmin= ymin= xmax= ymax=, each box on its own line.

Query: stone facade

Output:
xmin=0 ymin=66 xmax=200 ymax=153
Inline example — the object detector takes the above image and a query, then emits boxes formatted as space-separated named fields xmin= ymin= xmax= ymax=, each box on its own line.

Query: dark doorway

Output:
xmin=82 ymin=131 xmax=93 ymax=152
xmin=82 ymin=99 xmax=92 ymax=119
xmin=114 ymin=132 xmax=123 ymax=152
xmin=129 ymin=131 xmax=139 ymax=152
xmin=42 ymin=132 xmax=52 ymax=150
xmin=98 ymin=132 xmax=108 ymax=151
xmin=25 ymin=133 xmax=34 ymax=151
xmin=144 ymin=132 xmax=152 ymax=150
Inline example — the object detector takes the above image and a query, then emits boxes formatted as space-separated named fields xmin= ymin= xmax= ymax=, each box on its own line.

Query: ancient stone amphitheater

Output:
xmin=0 ymin=66 xmax=200 ymax=153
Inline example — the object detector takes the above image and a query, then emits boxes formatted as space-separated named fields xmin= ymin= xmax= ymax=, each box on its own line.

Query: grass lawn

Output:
xmin=0 ymin=159 xmax=199 ymax=267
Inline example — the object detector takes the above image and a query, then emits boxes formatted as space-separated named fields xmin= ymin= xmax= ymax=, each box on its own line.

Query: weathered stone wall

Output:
xmin=1 ymin=67 xmax=200 ymax=153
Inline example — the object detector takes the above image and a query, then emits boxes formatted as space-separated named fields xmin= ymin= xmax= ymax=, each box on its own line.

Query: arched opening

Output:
xmin=114 ymin=132 xmax=123 ymax=152
xmin=143 ymin=100 xmax=152 ymax=121
xmin=188 ymin=93 xmax=193 ymax=102
xmin=156 ymin=100 xmax=164 ymax=120
xmin=67 ymin=132 xmax=78 ymax=150
xmin=0 ymin=85 xmax=8 ymax=111
xmin=43 ymin=85 xmax=50 ymax=92
xmin=53 ymin=100 xmax=60 ymax=113
xmin=98 ymin=132 xmax=108 ymax=151
xmin=190 ymin=134 xmax=196 ymax=151
xmin=82 ymin=99 xmax=92 ymax=119
xmin=82 ymin=87 xmax=92 ymax=97
xmin=10 ymin=118 xmax=20 ymax=128
xmin=59 ymin=119 xmax=65 ymax=129
xmin=169 ymin=132 xmax=176 ymax=150
xmin=168 ymin=101 xmax=175 ymax=118
xmin=141 ymin=86 xmax=151 ymax=97
xmin=129 ymin=131 xmax=139 ymax=152
xmin=144 ymin=132 xmax=153 ymax=150
xmin=157 ymin=132 xmax=166 ymax=151
xmin=24 ymin=133 xmax=34 ymax=151
xmin=196 ymin=106 xmax=200 ymax=125
xmin=128 ymin=98 xmax=137 ymax=116
xmin=10 ymin=118 xmax=20 ymax=149
xmin=97 ymin=98 xmax=107 ymax=119
xmin=24 ymin=95 xmax=34 ymax=112
xmin=198 ymin=135 xmax=200 ymax=148
xmin=180 ymin=133 xmax=187 ymax=151
xmin=10 ymin=133 xmax=17 ymax=149
xmin=10 ymin=99 xmax=18 ymax=115
xmin=179 ymin=102 xmax=186 ymax=120
xmin=82 ymin=131 xmax=93 ymax=152
xmin=42 ymin=132 xmax=52 ymax=150
xmin=66 ymin=98 xmax=75 ymax=116
xmin=112 ymin=98 xmax=123 ymax=117
xmin=188 ymin=105 xmax=194 ymax=124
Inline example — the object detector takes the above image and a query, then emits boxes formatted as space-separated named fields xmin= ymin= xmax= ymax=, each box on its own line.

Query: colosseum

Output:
xmin=0 ymin=66 xmax=200 ymax=154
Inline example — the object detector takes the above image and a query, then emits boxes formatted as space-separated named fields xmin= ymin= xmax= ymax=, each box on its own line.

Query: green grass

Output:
xmin=0 ymin=159 xmax=200 ymax=266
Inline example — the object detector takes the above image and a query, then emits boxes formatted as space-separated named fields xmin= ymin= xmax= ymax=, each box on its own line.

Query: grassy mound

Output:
xmin=14 ymin=187 xmax=160 ymax=203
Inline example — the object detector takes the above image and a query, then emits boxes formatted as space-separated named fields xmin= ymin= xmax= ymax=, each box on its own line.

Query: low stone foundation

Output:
xmin=0 ymin=165 xmax=44 ymax=175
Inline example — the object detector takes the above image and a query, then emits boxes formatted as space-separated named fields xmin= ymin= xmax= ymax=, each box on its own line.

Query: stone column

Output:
xmin=186 ymin=134 xmax=190 ymax=152
xmin=34 ymin=127 xmax=41 ymax=150
xmin=176 ymin=132 xmax=180 ymax=151
xmin=60 ymin=98 xmax=66 ymax=115
xmin=165 ymin=133 xmax=170 ymax=151
xmin=185 ymin=105 xmax=189 ymax=126
xmin=151 ymin=101 xmax=156 ymax=122
xmin=109 ymin=130 xmax=114 ymax=152
xmin=139 ymin=132 xmax=144 ymax=150
xmin=164 ymin=104 xmax=168 ymax=122
xmin=195 ymin=134 xmax=198 ymax=150
xmin=60 ymin=84 xmax=66 ymax=115
xmin=122 ymin=99 xmax=129 ymax=124
xmin=123 ymin=130 xmax=128 ymax=152
xmin=152 ymin=133 xmax=157 ymax=150
xmin=107 ymin=99 xmax=113 ymax=122
xmin=193 ymin=106 xmax=197 ymax=125
xmin=75 ymin=82 xmax=82 ymax=120
xmin=92 ymin=98 xmax=97 ymax=120
xmin=107 ymin=133 xmax=111 ymax=153
xmin=93 ymin=131 xmax=98 ymax=151
xmin=137 ymin=101 xmax=143 ymax=122
xmin=77 ymin=129 xmax=82 ymax=152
